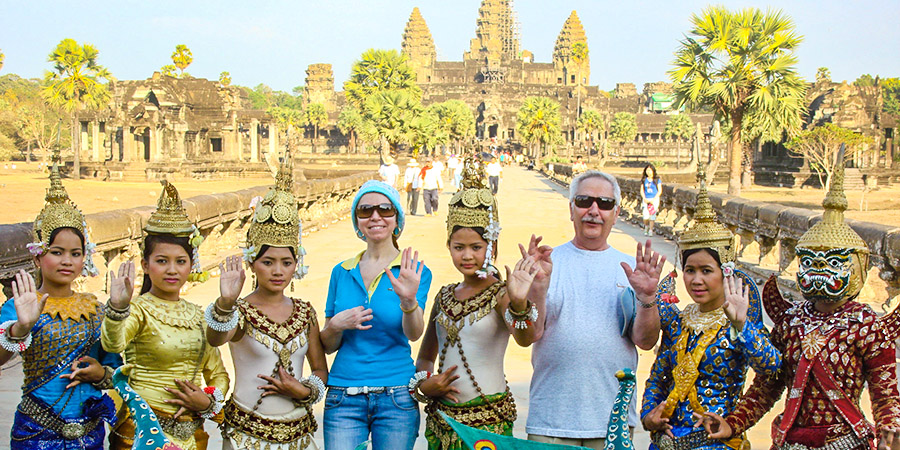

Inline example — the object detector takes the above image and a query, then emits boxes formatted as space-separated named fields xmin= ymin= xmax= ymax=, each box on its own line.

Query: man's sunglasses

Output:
xmin=356 ymin=203 xmax=397 ymax=218
xmin=572 ymin=195 xmax=617 ymax=210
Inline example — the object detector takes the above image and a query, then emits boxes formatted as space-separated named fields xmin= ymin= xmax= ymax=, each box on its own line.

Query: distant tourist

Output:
xmin=486 ymin=158 xmax=502 ymax=195
xmin=404 ymin=158 xmax=422 ymax=215
xmin=320 ymin=181 xmax=432 ymax=450
xmin=446 ymin=154 xmax=461 ymax=190
xmin=420 ymin=158 xmax=443 ymax=217
xmin=572 ymin=155 xmax=587 ymax=175
xmin=641 ymin=163 xmax=662 ymax=237
xmin=379 ymin=155 xmax=400 ymax=189
xmin=523 ymin=170 xmax=665 ymax=449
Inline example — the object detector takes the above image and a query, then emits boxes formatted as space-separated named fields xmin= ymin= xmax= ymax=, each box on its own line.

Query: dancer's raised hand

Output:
xmin=108 ymin=261 xmax=135 ymax=310
xmin=722 ymin=275 xmax=749 ymax=331
xmin=505 ymin=256 xmax=539 ymax=304
xmin=519 ymin=234 xmax=552 ymax=284
xmin=621 ymin=240 xmax=666 ymax=300
xmin=12 ymin=269 xmax=48 ymax=330
xmin=219 ymin=254 xmax=246 ymax=309
xmin=385 ymin=247 xmax=424 ymax=309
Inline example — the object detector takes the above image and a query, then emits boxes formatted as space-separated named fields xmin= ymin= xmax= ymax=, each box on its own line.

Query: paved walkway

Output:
xmin=2 ymin=166 xmax=788 ymax=448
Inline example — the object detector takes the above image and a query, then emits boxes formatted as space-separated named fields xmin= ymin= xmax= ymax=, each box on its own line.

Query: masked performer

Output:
xmin=1 ymin=163 xmax=121 ymax=450
xmin=410 ymin=158 xmax=544 ymax=449
xmin=705 ymin=159 xmax=900 ymax=449
xmin=206 ymin=163 xmax=327 ymax=450
xmin=102 ymin=182 xmax=229 ymax=450
xmin=640 ymin=166 xmax=781 ymax=449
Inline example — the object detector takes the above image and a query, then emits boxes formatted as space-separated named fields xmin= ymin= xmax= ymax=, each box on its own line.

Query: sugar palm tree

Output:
xmin=42 ymin=39 xmax=112 ymax=179
xmin=171 ymin=44 xmax=193 ymax=77
xmin=305 ymin=103 xmax=327 ymax=152
xmin=344 ymin=49 xmax=421 ymax=111
xmin=576 ymin=109 xmax=604 ymax=158
xmin=338 ymin=106 xmax=364 ymax=153
xmin=430 ymin=100 xmax=475 ymax=154
xmin=364 ymin=90 xmax=420 ymax=155
xmin=669 ymin=6 xmax=806 ymax=195
xmin=516 ymin=97 xmax=561 ymax=168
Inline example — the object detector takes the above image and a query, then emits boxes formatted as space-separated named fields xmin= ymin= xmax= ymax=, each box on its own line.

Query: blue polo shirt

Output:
xmin=325 ymin=251 xmax=432 ymax=387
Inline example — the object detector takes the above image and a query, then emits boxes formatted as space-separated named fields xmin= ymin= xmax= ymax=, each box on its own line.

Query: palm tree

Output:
xmin=305 ymin=103 xmax=327 ymax=152
xmin=171 ymin=44 xmax=193 ymax=77
xmin=669 ymin=6 xmax=806 ymax=195
xmin=576 ymin=109 xmax=604 ymax=158
xmin=364 ymin=90 xmax=420 ymax=155
xmin=337 ymin=106 xmax=364 ymax=153
xmin=344 ymin=49 xmax=421 ymax=111
xmin=219 ymin=71 xmax=232 ymax=86
xmin=42 ymin=39 xmax=112 ymax=179
xmin=608 ymin=112 xmax=637 ymax=162
xmin=516 ymin=97 xmax=561 ymax=168
xmin=412 ymin=108 xmax=448 ymax=157
xmin=430 ymin=100 xmax=475 ymax=154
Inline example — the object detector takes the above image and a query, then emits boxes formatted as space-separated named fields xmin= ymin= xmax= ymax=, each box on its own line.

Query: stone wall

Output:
xmin=544 ymin=164 xmax=900 ymax=309
xmin=0 ymin=172 xmax=375 ymax=299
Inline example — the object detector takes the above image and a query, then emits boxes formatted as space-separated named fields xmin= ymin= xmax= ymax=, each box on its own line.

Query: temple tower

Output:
xmin=304 ymin=63 xmax=335 ymax=113
xmin=401 ymin=7 xmax=436 ymax=85
xmin=553 ymin=11 xmax=590 ymax=86
xmin=464 ymin=0 xmax=521 ymax=65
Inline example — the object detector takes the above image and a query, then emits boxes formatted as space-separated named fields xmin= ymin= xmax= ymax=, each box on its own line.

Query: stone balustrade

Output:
xmin=545 ymin=164 xmax=900 ymax=309
xmin=0 ymin=172 xmax=375 ymax=298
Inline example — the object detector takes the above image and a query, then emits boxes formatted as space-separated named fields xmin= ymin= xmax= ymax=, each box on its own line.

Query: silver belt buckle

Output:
xmin=61 ymin=422 xmax=85 ymax=440
xmin=346 ymin=387 xmax=363 ymax=395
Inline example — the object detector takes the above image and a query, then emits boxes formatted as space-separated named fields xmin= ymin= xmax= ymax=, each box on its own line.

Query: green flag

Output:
xmin=439 ymin=412 xmax=590 ymax=450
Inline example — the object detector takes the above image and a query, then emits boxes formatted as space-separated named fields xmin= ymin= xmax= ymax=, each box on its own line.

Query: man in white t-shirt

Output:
xmin=378 ymin=155 xmax=400 ymax=188
xmin=446 ymin=154 xmax=461 ymax=190
xmin=403 ymin=158 xmax=421 ymax=215
xmin=485 ymin=159 xmax=502 ymax=195
xmin=522 ymin=171 xmax=665 ymax=449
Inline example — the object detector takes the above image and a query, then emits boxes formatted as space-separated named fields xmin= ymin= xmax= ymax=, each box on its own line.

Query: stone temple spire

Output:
xmin=553 ymin=10 xmax=590 ymax=86
xmin=401 ymin=7 xmax=436 ymax=84
xmin=464 ymin=0 xmax=520 ymax=64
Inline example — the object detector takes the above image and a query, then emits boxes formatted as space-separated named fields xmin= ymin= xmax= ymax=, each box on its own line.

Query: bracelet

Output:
xmin=198 ymin=386 xmax=224 ymax=419
xmin=294 ymin=374 xmax=326 ymax=406
xmin=214 ymin=299 xmax=236 ymax=315
xmin=504 ymin=300 xmax=539 ymax=330
xmin=399 ymin=301 xmax=418 ymax=314
xmin=0 ymin=320 xmax=32 ymax=353
xmin=204 ymin=303 xmax=239 ymax=332
xmin=91 ymin=365 xmax=115 ymax=390
xmin=104 ymin=300 xmax=131 ymax=321
xmin=408 ymin=371 xmax=431 ymax=403
xmin=636 ymin=297 xmax=658 ymax=309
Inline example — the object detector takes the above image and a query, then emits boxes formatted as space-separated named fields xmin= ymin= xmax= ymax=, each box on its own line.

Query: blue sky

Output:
xmin=2 ymin=0 xmax=898 ymax=92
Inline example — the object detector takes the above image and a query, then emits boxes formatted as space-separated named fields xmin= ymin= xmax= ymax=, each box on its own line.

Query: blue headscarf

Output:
xmin=351 ymin=180 xmax=406 ymax=240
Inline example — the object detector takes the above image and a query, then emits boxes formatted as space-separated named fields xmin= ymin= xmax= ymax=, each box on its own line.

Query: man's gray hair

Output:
xmin=569 ymin=170 xmax=621 ymax=205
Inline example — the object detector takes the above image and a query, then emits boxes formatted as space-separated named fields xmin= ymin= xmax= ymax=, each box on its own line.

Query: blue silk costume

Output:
xmin=640 ymin=270 xmax=781 ymax=449
xmin=2 ymin=293 xmax=121 ymax=450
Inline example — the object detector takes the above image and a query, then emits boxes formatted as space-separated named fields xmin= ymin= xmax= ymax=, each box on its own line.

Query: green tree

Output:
xmin=816 ymin=67 xmax=831 ymax=82
xmin=430 ymin=100 xmax=475 ymax=153
xmin=0 ymin=49 xmax=4 ymax=72
xmin=305 ymin=102 xmax=327 ymax=150
xmin=608 ymin=112 xmax=637 ymax=153
xmin=363 ymin=90 xmax=420 ymax=154
xmin=0 ymin=75 xmax=69 ymax=161
xmin=669 ymin=6 xmax=807 ymax=195
xmin=576 ymin=109 xmax=604 ymax=156
xmin=160 ymin=65 xmax=177 ymax=77
xmin=412 ymin=107 xmax=448 ymax=156
xmin=268 ymin=106 xmax=304 ymax=149
xmin=337 ymin=106 xmax=364 ymax=153
xmin=171 ymin=44 xmax=193 ymax=76
xmin=344 ymin=49 xmax=421 ymax=111
xmin=663 ymin=114 xmax=695 ymax=141
xmin=219 ymin=71 xmax=231 ymax=86
xmin=854 ymin=74 xmax=876 ymax=87
xmin=785 ymin=123 xmax=873 ymax=191
xmin=882 ymin=78 xmax=900 ymax=116
xmin=516 ymin=97 xmax=561 ymax=168
xmin=43 ymin=39 xmax=112 ymax=178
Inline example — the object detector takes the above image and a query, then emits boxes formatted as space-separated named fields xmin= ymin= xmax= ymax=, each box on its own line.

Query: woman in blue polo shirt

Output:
xmin=320 ymin=180 xmax=432 ymax=450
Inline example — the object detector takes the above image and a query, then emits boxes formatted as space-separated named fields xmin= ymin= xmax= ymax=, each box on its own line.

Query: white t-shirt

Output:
xmin=486 ymin=161 xmax=502 ymax=177
xmin=421 ymin=167 xmax=443 ymax=190
xmin=403 ymin=166 xmax=421 ymax=189
xmin=433 ymin=161 xmax=445 ymax=174
xmin=527 ymin=241 xmax=638 ymax=439
xmin=378 ymin=164 xmax=400 ymax=186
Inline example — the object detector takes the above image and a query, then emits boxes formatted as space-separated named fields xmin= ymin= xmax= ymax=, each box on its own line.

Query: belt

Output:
xmin=652 ymin=430 xmax=713 ymax=450
xmin=18 ymin=395 xmax=102 ymax=440
xmin=329 ymin=386 xmax=405 ymax=396
xmin=778 ymin=434 xmax=869 ymax=450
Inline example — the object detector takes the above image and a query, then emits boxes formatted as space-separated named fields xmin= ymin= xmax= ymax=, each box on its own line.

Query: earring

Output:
xmin=290 ymin=280 xmax=295 ymax=292
xmin=251 ymin=273 xmax=257 ymax=289
xmin=357 ymin=229 xmax=367 ymax=241
xmin=393 ymin=227 xmax=400 ymax=237
xmin=104 ymin=271 xmax=109 ymax=294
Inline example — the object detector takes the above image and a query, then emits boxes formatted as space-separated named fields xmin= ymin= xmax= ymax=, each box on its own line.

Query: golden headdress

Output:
xmin=244 ymin=161 xmax=308 ymax=279
xmin=795 ymin=147 xmax=869 ymax=301
xmin=677 ymin=163 xmax=737 ymax=266
xmin=144 ymin=181 xmax=207 ymax=282
xmin=447 ymin=157 xmax=500 ymax=277
xmin=29 ymin=163 xmax=99 ymax=276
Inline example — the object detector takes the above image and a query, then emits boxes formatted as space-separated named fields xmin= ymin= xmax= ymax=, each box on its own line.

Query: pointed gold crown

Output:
xmin=797 ymin=148 xmax=868 ymax=254
xmin=246 ymin=161 xmax=300 ymax=259
xmin=33 ymin=163 xmax=86 ymax=244
xmin=677 ymin=163 xmax=736 ymax=263
xmin=145 ymin=181 xmax=194 ymax=236
xmin=447 ymin=157 xmax=498 ymax=235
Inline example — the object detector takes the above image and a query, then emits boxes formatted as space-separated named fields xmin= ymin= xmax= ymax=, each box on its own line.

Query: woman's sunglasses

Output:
xmin=572 ymin=195 xmax=616 ymax=210
xmin=356 ymin=203 xmax=397 ymax=218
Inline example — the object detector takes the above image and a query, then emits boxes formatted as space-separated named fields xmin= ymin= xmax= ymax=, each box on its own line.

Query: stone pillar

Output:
xmin=123 ymin=128 xmax=134 ymax=162
xmin=175 ymin=131 xmax=186 ymax=161
xmin=250 ymin=119 xmax=259 ymax=163
xmin=91 ymin=121 xmax=101 ymax=162
xmin=236 ymin=127 xmax=243 ymax=161
xmin=80 ymin=121 xmax=90 ymax=158
xmin=149 ymin=127 xmax=158 ymax=161
xmin=269 ymin=124 xmax=279 ymax=156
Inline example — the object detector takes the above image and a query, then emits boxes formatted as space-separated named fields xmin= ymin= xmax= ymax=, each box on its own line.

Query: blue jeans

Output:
xmin=324 ymin=386 xmax=420 ymax=450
